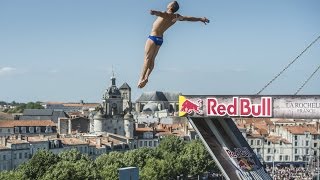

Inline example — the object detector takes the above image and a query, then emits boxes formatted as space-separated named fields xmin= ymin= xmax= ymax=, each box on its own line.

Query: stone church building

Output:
xmin=89 ymin=75 xmax=134 ymax=138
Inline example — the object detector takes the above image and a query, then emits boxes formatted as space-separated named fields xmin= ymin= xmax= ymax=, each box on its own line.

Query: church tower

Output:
xmin=119 ymin=83 xmax=131 ymax=113
xmin=93 ymin=107 xmax=106 ymax=133
xmin=124 ymin=103 xmax=134 ymax=138
xmin=102 ymin=73 xmax=123 ymax=115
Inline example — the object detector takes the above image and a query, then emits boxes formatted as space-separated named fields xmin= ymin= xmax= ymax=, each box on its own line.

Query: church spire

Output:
xmin=111 ymin=67 xmax=116 ymax=86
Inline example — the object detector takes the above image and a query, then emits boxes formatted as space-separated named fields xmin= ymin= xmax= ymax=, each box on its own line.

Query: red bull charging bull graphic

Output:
xmin=179 ymin=98 xmax=204 ymax=116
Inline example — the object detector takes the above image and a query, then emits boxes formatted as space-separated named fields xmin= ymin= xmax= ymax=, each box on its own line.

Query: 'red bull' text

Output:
xmin=207 ymin=97 xmax=272 ymax=117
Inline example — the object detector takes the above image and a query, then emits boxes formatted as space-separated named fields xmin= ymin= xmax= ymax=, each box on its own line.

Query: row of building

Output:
xmin=237 ymin=118 xmax=320 ymax=167
xmin=0 ymin=75 xmax=191 ymax=171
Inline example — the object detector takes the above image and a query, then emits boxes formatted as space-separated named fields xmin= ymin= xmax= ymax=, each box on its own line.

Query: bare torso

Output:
xmin=150 ymin=13 xmax=178 ymax=37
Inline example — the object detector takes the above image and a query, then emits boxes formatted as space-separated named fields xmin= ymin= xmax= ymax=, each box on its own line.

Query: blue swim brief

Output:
xmin=148 ymin=35 xmax=163 ymax=46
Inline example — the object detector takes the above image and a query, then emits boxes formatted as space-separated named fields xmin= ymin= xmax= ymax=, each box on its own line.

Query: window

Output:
xmin=295 ymin=156 xmax=299 ymax=161
xmin=29 ymin=127 xmax=34 ymax=133
xmin=14 ymin=127 xmax=19 ymax=133
xmin=36 ymin=127 xmax=41 ymax=133
xmin=306 ymin=141 xmax=309 ymax=146
xmin=285 ymin=155 xmax=289 ymax=161
xmin=2 ymin=155 xmax=6 ymax=160
xmin=294 ymin=135 xmax=298 ymax=140
xmin=139 ymin=141 xmax=142 ymax=147
xmin=267 ymin=156 xmax=272 ymax=161
xmin=267 ymin=148 xmax=271 ymax=153
xmin=257 ymin=140 xmax=260 ymax=145
xmin=295 ymin=149 xmax=298 ymax=154
xmin=306 ymin=149 xmax=309 ymax=155
xmin=19 ymin=153 xmax=22 ymax=159
xmin=8 ymin=129 xmax=10 ymax=133
xmin=257 ymin=148 xmax=261 ymax=153
xmin=21 ymin=127 xmax=26 ymax=133
xmin=0 ymin=129 xmax=2 ymax=133
xmin=144 ymin=141 xmax=147 ymax=146
xmin=295 ymin=142 xmax=298 ymax=146
xmin=149 ymin=141 xmax=152 ymax=147
xmin=314 ymin=143 xmax=318 ymax=148
xmin=45 ymin=126 xmax=52 ymax=133
xmin=250 ymin=140 xmax=254 ymax=145
xmin=24 ymin=152 xmax=28 ymax=158
xmin=13 ymin=153 xmax=16 ymax=159
xmin=279 ymin=155 xmax=283 ymax=161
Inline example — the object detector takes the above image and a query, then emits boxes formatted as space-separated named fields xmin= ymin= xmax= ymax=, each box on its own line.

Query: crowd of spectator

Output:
xmin=266 ymin=166 xmax=314 ymax=180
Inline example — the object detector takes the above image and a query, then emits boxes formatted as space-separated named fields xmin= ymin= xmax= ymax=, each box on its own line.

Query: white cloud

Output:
xmin=49 ymin=69 xmax=59 ymax=73
xmin=0 ymin=67 xmax=16 ymax=76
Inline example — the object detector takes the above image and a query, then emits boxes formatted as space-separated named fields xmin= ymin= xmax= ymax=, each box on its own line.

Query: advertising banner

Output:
xmin=179 ymin=95 xmax=320 ymax=119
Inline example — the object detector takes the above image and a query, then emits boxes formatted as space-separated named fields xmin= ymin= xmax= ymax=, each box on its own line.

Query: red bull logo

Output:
xmin=238 ymin=158 xmax=255 ymax=171
xmin=207 ymin=97 xmax=272 ymax=117
xmin=224 ymin=147 xmax=256 ymax=171
xmin=179 ymin=96 xmax=203 ymax=116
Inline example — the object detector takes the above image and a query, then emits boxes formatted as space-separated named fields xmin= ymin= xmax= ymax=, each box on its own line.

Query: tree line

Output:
xmin=1 ymin=102 xmax=43 ymax=113
xmin=0 ymin=136 xmax=218 ymax=180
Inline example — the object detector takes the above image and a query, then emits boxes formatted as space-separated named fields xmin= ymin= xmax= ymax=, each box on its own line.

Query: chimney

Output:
xmin=4 ymin=137 xmax=7 ymax=147
xmin=96 ymin=138 xmax=101 ymax=148
xmin=1 ymin=137 xmax=8 ymax=147
xmin=0 ymin=137 xmax=4 ymax=145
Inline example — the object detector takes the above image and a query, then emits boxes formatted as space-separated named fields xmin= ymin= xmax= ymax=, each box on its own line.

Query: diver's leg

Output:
xmin=138 ymin=39 xmax=158 ymax=88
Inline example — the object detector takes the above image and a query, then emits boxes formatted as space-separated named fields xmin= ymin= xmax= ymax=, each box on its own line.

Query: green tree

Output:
xmin=141 ymin=157 xmax=177 ymax=180
xmin=0 ymin=170 xmax=23 ymax=180
xmin=18 ymin=150 xmax=59 ymax=180
xmin=123 ymin=147 xmax=157 ymax=169
xmin=59 ymin=148 xmax=90 ymax=162
xmin=157 ymin=135 xmax=186 ymax=157
xmin=95 ymin=151 xmax=125 ymax=179
xmin=7 ymin=101 xmax=43 ymax=113
xmin=179 ymin=140 xmax=217 ymax=176
xmin=42 ymin=159 xmax=99 ymax=180
xmin=139 ymin=136 xmax=187 ymax=179
xmin=25 ymin=102 xmax=43 ymax=109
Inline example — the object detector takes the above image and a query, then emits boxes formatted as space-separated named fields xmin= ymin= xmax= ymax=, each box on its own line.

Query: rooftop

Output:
xmin=60 ymin=138 xmax=88 ymax=145
xmin=285 ymin=126 xmax=319 ymax=135
xmin=0 ymin=120 xmax=56 ymax=128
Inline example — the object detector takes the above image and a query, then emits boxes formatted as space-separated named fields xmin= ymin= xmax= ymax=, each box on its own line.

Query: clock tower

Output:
xmin=102 ymin=74 xmax=123 ymax=116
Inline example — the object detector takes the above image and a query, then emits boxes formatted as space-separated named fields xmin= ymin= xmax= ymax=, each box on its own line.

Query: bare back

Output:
xmin=150 ymin=13 xmax=179 ymax=37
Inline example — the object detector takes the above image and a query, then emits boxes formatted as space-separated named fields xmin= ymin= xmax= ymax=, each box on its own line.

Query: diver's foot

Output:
xmin=138 ymin=79 xmax=148 ymax=88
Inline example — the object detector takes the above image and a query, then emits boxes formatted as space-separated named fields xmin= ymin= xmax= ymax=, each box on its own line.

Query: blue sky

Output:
xmin=0 ymin=0 xmax=319 ymax=103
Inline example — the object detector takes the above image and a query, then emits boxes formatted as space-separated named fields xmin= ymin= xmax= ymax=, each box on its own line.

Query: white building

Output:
xmin=238 ymin=118 xmax=320 ymax=167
